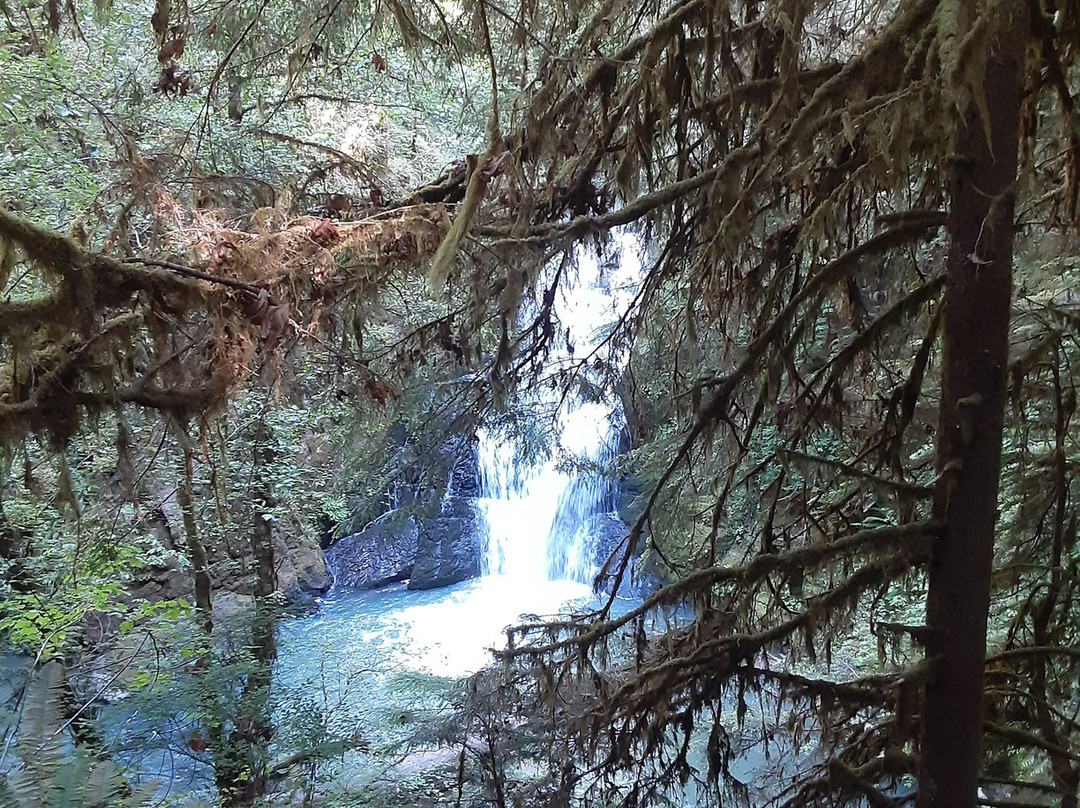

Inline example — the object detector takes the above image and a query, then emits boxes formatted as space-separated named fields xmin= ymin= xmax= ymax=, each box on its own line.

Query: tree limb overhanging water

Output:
xmin=1 ymin=0 xmax=1079 ymax=806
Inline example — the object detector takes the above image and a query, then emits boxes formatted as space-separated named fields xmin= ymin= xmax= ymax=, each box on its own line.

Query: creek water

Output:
xmin=91 ymin=235 xmax=789 ymax=802
xmin=279 ymin=402 xmax=622 ymax=683
xmin=269 ymin=238 xmax=808 ymax=803
xmin=72 ymin=252 xmax=641 ymax=805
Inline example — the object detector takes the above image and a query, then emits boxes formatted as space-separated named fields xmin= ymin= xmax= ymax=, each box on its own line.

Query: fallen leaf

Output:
xmin=242 ymin=289 xmax=290 ymax=352
xmin=260 ymin=301 xmax=290 ymax=352
xmin=478 ymin=150 xmax=510 ymax=181
xmin=151 ymin=0 xmax=170 ymax=42
xmin=187 ymin=731 xmax=208 ymax=753
xmin=208 ymin=239 xmax=236 ymax=265
xmin=153 ymin=64 xmax=192 ymax=96
xmin=366 ymin=377 xmax=389 ymax=405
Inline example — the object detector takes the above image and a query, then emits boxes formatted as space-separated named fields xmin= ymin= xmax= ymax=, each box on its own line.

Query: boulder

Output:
xmin=213 ymin=591 xmax=254 ymax=618
xmin=408 ymin=498 xmax=483 ymax=590
xmin=326 ymin=516 xmax=419 ymax=590
xmin=274 ymin=523 xmax=331 ymax=599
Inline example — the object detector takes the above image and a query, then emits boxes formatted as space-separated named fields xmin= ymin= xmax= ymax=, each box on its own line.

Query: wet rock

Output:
xmin=447 ymin=437 xmax=481 ymax=497
xmin=326 ymin=516 xmax=419 ymax=590
xmin=329 ymin=431 xmax=485 ymax=593
xmin=624 ymin=565 xmax=662 ymax=598
xmin=274 ymin=524 xmax=331 ymax=598
xmin=213 ymin=591 xmax=254 ymax=618
xmin=282 ymin=589 xmax=320 ymax=616
xmin=0 ymin=653 xmax=30 ymax=709
xmin=615 ymin=471 xmax=650 ymax=527
xmin=587 ymin=512 xmax=660 ymax=597
xmin=81 ymin=610 xmax=122 ymax=652
xmin=587 ymin=512 xmax=630 ymax=569
xmin=408 ymin=498 xmax=483 ymax=590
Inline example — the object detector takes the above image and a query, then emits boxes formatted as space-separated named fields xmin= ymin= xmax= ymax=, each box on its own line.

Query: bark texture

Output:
xmin=917 ymin=6 xmax=1027 ymax=807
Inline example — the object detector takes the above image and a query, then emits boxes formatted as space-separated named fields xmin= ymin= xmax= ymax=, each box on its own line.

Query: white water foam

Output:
xmin=478 ymin=400 xmax=616 ymax=584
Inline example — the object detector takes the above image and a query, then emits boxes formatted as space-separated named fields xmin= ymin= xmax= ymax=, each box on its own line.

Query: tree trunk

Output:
xmin=917 ymin=6 xmax=1026 ymax=808
xmin=178 ymin=443 xmax=214 ymax=634
xmin=228 ymin=511 xmax=278 ymax=807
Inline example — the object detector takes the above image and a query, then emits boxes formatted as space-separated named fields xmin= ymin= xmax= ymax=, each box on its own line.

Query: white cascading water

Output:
xmin=479 ymin=401 xmax=617 ymax=584
xmin=280 ymin=235 xmax=644 ymax=679
xmin=385 ymin=242 xmax=638 ymax=672
xmin=477 ymin=232 xmax=643 ymax=589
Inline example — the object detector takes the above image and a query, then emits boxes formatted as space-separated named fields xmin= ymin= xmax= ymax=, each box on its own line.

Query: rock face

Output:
xmin=325 ymin=516 xmax=420 ymax=589
xmin=408 ymin=497 xmax=483 ymax=590
xmin=327 ymin=435 xmax=486 ymax=593
xmin=586 ymin=512 xmax=630 ymax=569
xmin=128 ymin=557 xmax=192 ymax=603
xmin=326 ymin=497 xmax=485 ymax=593
xmin=447 ymin=443 xmax=481 ymax=497
xmin=274 ymin=522 xmax=331 ymax=599
xmin=585 ymin=511 xmax=661 ymax=598
xmin=615 ymin=471 xmax=650 ymax=528
xmin=132 ymin=488 xmax=331 ymax=609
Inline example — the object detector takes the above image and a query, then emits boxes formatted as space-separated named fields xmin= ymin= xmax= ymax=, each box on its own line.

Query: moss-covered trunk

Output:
xmin=917 ymin=5 xmax=1026 ymax=806
xmin=226 ymin=511 xmax=278 ymax=807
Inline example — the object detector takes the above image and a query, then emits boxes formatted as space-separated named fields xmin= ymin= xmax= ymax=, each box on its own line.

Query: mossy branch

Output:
xmin=502 ymin=518 xmax=940 ymax=659
xmin=604 ymin=547 xmax=932 ymax=723
xmin=427 ymin=151 xmax=510 ymax=289
xmin=777 ymin=449 xmax=935 ymax=499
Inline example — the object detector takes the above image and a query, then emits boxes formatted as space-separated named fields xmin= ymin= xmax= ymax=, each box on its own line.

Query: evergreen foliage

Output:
xmin=0 ymin=0 xmax=1078 ymax=806
xmin=0 ymin=661 xmax=157 ymax=808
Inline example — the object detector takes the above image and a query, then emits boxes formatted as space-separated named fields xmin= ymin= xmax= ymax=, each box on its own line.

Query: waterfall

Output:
xmin=276 ymin=235 xmax=646 ymax=682
xmin=476 ymin=236 xmax=642 ymax=586
xmin=478 ymin=401 xmax=618 ymax=583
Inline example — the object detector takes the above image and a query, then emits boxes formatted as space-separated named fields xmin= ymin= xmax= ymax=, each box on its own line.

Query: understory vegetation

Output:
xmin=1 ymin=0 xmax=1079 ymax=806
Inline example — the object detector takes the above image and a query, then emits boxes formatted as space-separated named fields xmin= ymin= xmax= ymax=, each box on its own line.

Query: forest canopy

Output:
xmin=1 ymin=0 xmax=1079 ymax=807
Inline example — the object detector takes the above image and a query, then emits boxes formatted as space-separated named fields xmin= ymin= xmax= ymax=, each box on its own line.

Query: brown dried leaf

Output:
xmin=308 ymin=218 xmax=342 ymax=246
xmin=158 ymin=38 xmax=185 ymax=62
xmin=151 ymin=0 xmax=170 ymax=43
xmin=208 ymin=240 xmax=237 ymax=265
xmin=243 ymin=288 xmax=270 ymax=322
xmin=153 ymin=64 xmax=192 ymax=96
xmin=260 ymin=301 xmax=290 ymax=352
xmin=187 ymin=731 xmax=208 ymax=753
xmin=478 ymin=150 xmax=510 ymax=181
xmin=366 ymin=377 xmax=389 ymax=405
